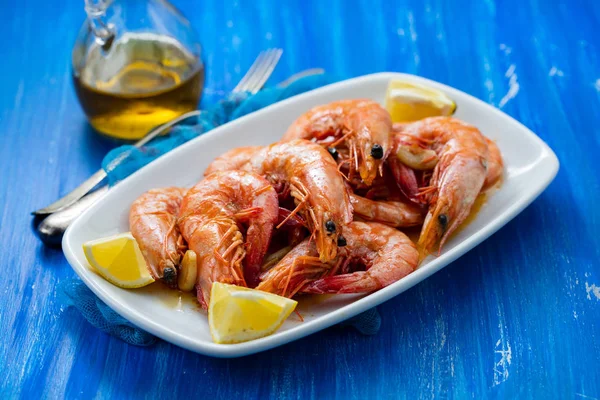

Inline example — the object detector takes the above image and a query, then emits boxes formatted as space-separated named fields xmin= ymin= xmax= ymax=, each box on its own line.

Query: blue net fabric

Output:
xmin=61 ymin=280 xmax=157 ymax=346
xmin=62 ymin=74 xmax=381 ymax=347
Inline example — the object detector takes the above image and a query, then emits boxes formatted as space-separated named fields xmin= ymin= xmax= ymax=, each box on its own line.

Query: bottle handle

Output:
xmin=84 ymin=0 xmax=115 ymax=51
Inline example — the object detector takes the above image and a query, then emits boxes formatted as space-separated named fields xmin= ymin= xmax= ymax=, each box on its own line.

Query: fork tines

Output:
xmin=233 ymin=48 xmax=283 ymax=94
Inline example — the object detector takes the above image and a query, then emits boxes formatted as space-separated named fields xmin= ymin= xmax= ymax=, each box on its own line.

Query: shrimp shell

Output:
xmin=245 ymin=139 xmax=353 ymax=262
xmin=482 ymin=138 xmax=504 ymax=190
xmin=302 ymin=222 xmax=419 ymax=294
xmin=129 ymin=187 xmax=187 ymax=287
xmin=205 ymin=139 xmax=354 ymax=263
xmin=349 ymin=193 xmax=425 ymax=228
xmin=282 ymin=99 xmax=392 ymax=186
xmin=178 ymin=171 xmax=278 ymax=307
xmin=203 ymin=146 xmax=263 ymax=177
xmin=400 ymin=117 xmax=490 ymax=255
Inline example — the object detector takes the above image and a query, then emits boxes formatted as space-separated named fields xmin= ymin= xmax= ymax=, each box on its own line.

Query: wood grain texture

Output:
xmin=1 ymin=0 xmax=599 ymax=398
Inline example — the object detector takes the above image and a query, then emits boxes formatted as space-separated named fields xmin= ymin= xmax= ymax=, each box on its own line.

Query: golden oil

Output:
xmin=73 ymin=33 xmax=204 ymax=140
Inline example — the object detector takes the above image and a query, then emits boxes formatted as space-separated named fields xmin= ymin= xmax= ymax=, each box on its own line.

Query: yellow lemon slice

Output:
xmin=385 ymin=80 xmax=456 ymax=122
xmin=209 ymin=282 xmax=297 ymax=344
xmin=83 ymin=232 xmax=155 ymax=289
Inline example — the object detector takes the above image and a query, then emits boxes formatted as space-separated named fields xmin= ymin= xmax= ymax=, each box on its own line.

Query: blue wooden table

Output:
xmin=2 ymin=0 xmax=599 ymax=398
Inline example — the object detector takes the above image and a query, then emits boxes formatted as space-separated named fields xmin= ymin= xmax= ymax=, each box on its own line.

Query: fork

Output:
xmin=32 ymin=48 xmax=283 ymax=216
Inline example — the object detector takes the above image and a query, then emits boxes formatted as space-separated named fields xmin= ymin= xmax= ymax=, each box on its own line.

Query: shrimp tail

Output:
xmin=129 ymin=187 xmax=187 ymax=287
xmin=389 ymin=157 xmax=422 ymax=204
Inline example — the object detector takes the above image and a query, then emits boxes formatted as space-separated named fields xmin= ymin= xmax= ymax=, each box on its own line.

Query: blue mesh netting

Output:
xmin=61 ymin=74 xmax=381 ymax=346
xmin=61 ymin=279 xmax=157 ymax=346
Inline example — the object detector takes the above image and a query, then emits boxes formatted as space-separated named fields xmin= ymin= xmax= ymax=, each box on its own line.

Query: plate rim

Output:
xmin=62 ymin=72 xmax=560 ymax=358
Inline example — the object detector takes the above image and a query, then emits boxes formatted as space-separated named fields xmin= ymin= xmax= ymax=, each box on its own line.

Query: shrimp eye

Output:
xmin=337 ymin=235 xmax=347 ymax=247
xmin=327 ymin=147 xmax=339 ymax=161
xmin=163 ymin=267 xmax=176 ymax=283
xmin=371 ymin=144 xmax=384 ymax=159
xmin=325 ymin=220 xmax=336 ymax=233
xmin=438 ymin=214 xmax=448 ymax=230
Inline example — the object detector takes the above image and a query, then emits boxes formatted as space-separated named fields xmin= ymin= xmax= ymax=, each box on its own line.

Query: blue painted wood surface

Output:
xmin=1 ymin=0 xmax=599 ymax=398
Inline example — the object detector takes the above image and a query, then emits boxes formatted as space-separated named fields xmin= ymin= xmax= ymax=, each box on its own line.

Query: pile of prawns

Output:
xmin=130 ymin=99 xmax=504 ymax=310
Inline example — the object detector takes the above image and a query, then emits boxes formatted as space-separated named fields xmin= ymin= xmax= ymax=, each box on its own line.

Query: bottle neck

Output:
xmin=84 ymin=0 xmax=115 ymax=49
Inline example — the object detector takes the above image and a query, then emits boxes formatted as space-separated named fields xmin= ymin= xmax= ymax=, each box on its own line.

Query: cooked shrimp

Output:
xmin=204 ymin=146 xmax=289 ymax=199
xmin=203 ymin=146 xmax=263 ymax=177
xmin=256 ymin=239 xmax=331 ymax=298
xmin=129 ymin=187 xmax=187 ymax=287
xmin=207 ymin=139 xmax=353 ymax=263
xmin=282 ymin=99 xmax=392 ymax=186
xmin=302 ymin=222 xmax=418 ymax=294
xmin=178 ymin=171 xmax=278 ymax=307
xmin=349 ymin=193 xmax=425 ymax=228
xmin=395 ymin=117 xmax=489 ymax=255
xmin=390 ymin=126 xmax=503 ymax=199
xmin=482 ymin=138 xmax=504 ymax=190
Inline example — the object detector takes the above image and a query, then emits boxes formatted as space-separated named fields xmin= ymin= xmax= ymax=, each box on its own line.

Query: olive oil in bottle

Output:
xmin=73 ymin=33 xmax=204 ymax=140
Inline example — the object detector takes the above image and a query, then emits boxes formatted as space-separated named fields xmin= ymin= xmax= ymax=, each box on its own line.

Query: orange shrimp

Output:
xmin=178 ymin=171 xmax=278 ymax=307
xmin=256 ymin=239 xmax=331 ymax=298
xmin=349 ymin=193 xmax=425 ymax=228
xmin=302 ymin=222 xmax=418 ymax=294
xmin=282 ymin=99 xmax=392 ymax=186
xmin=205 ymin=139 xmax=354 ymax=263
xmin=203 ymin=146 xmax=263 ymax=177
xmin=129 ymin=187 xmax=187 ymax=287
xmin=395 ymin=117 xmax=489 ymax=256
xmin=482 ymin=137 xmax=504 ymax=191
xmin=390 ymin=126 xmax=504 ymax=199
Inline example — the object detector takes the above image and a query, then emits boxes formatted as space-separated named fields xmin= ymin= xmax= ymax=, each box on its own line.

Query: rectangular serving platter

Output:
xmin=63 ymin=72 xmax=559 ymax=358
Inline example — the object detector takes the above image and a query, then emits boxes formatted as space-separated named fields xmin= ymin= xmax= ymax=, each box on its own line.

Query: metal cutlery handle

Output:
xmin=35 ymin=186 xmax=109 ymax=246
xmin=32 ymin=169 xmax=108 ymax=216
xmin=135 ymin=110 xmax=202 ymax=148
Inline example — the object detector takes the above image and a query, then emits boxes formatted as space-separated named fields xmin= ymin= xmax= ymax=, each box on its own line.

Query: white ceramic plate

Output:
xmin=63 ymin=72 xmax=559 ymax=358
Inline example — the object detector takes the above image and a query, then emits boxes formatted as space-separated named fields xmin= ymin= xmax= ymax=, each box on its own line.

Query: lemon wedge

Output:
xmin=385 ymin=80 xmax=456 ymax=122
xmin=83 ymin=232 xmax=155 ymax=288
xmin=209 ymin=282 xmax=297 ymax=344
